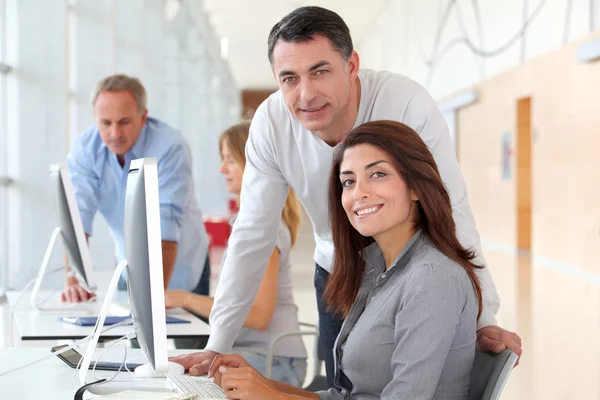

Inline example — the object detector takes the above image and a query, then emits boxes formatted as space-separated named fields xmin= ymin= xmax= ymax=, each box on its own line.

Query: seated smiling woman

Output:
xmin=206 ymin=120 xmax=484 ymax=400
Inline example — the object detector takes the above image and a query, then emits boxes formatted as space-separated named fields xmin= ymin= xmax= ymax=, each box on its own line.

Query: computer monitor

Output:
xmin=122 ymin=157 xmax=169 ymax=373
xmin=78 ymin=158 xmax=173 ymax=386
xmin=78 ymin=158 xmax=226 ymax=396
xmin=31 ymin=164 xmax=96 ymax=307
xmin=52 ymin=164 xmax=96 ymax=290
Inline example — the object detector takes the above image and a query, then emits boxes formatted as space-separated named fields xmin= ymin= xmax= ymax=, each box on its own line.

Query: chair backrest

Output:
xmin=302 ymin=336 xmax=329 ymax=392
xmin=469 ymin=349 xmax=518 ymax=400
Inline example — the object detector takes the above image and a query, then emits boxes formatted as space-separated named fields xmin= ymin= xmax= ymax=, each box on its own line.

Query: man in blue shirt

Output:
xmin=61 ymin=74 xmax=210 ymax=302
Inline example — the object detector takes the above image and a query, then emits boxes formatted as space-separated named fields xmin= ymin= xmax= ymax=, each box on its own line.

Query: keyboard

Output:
xmin=166 ymin=374 xmax=227 ymax=399
xmin=35 ymin=303 xmax=98 ymax=315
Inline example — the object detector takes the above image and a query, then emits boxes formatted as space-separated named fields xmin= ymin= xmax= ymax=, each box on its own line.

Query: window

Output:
xmin=438 ymin=90 xmax=479 ymax=163
xmin=0 ymin=0 xmax=10 ymax=290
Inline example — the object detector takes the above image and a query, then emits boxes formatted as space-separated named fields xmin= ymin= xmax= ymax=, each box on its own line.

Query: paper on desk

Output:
xmin=91 ymin=390 xmax=201 ymax=399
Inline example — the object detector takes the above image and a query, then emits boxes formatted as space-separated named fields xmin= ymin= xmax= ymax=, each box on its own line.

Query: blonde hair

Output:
xmin=91 ymin=74 xmax=147 ymax=114
xmin=219 ymin=122 xmax=302 ymax=246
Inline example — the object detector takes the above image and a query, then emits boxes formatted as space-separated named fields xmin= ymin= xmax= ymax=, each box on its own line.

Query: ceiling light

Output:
xmin=220 ymin=36 xmax=229 ymax=60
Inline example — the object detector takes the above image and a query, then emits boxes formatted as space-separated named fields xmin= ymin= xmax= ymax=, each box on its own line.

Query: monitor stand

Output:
xmin=78 ymin=260 xmax=180 ymax=395
xmin=30 ymin=226 xmax=97 ymax=313
xmin=78 ymin=259 xmax=128 ymax=386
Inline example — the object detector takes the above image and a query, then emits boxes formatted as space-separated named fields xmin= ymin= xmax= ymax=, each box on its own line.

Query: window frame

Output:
xmin=0 ymin=0 xmax=12 ymax=290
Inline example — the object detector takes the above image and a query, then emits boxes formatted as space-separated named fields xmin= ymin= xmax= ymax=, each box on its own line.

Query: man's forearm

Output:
xmin=65 ymin=233 xmax=90 ymax=286
xmin=162 ymin=240 xmax=177 ymax=289
xmin=65 ymin=273 xmax=79 ymax=286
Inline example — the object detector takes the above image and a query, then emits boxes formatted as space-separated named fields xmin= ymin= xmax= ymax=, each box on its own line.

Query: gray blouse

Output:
xmin=318 ymin=231 xmax=478 ymax=399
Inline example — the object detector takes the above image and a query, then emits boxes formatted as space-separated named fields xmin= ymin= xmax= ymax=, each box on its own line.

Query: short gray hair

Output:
xmin=91 ymin=74 xmax=147 ymax=113
xmin=267 ymin=7 xmax=353 ymax=65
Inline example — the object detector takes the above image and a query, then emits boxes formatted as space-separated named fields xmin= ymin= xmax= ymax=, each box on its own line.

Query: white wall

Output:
xmin=357 ymin=0 xmax=600 ymax=100
xmin=1 ymin=0 xmax=240 ymax=289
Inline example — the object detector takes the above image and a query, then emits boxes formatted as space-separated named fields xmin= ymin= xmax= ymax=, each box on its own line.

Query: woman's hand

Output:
xmin=164 ymin=290 xmax=189 ymax=309
xmin=208 ymin=354 xmax=252 ymax=384
xmin=221 ymin=367 xmax=287 ymax=400
xmin=209 ymin=354 xmax=287 ymax=400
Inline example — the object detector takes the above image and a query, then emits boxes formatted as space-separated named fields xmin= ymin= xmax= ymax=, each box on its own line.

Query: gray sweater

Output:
xmin=229 ymin=216 xmax=307 ymax=359
xmin=207 ymin=69 xmax=500 ymax=354
xmin=318 ymin=231 xmax=478 ymax=399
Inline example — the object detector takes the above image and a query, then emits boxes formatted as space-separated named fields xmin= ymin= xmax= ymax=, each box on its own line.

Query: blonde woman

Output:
xmin=167 ymin=122 xmax=307 ymax=386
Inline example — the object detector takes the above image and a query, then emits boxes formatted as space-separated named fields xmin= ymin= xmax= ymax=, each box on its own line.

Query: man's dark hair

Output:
xmin=267 ymin=6 xmax=354 ymax=64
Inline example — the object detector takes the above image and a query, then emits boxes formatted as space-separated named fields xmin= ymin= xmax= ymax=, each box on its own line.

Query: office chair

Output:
xmin=302 ymin=330 xmax=329 ymax=392
xmin=265 ymin=322 xmax=329 ymax=391
xmin=469 ymin=349 xmax=518 ymax=400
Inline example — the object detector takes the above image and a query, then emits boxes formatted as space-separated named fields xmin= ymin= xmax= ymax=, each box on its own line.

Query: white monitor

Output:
xmin=123 ymin=157 xmax=169 ymax=373
xmin=78 ymin=158 xmax=173 ymax=387
xmin=31 ymin=164 xmax=96 ymax=307
xmin=52 ymin=164 xmax=96 ymax=290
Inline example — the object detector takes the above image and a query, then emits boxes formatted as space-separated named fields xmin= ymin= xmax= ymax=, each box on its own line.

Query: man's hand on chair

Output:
xmin=477 ymin=325 xmax=522 ymax=366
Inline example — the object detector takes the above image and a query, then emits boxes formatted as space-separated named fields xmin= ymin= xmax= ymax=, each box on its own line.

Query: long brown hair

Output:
xmin=325 ymin=120 xmax=483 ymax=318
xmin=219 ymin=122 xmax=302 ymax=246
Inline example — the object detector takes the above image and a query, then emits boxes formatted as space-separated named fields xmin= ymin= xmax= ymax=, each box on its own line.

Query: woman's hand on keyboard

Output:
xmin=169 ymin=350 xmax=220 ymax=375
xmin=208 ymin=354 xmax=251 ymax=383
xmin=212 ymin=357 xmax=286 ymax=400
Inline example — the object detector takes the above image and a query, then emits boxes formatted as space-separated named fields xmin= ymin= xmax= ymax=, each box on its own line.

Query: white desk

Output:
xmin=4 ymin=291 xmax=211 ymax=343
xmin=5 ymin=290 xmax=131 ymax=314
xmin=0 ymin=347 xmax=80 ymax=399
xmin=0 ymin=347 xmax=198 ymax=399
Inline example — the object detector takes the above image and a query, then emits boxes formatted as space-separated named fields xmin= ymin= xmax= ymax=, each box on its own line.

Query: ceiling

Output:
xmin=203 ymin=0 xmax=388 ymax=89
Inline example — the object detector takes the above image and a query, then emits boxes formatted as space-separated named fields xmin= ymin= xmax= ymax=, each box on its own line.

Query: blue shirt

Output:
xmin=67 ymin=117 xmax=209 ymax=290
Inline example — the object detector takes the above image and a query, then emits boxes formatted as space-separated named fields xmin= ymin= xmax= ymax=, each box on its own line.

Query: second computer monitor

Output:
xmin=124 ymin=157 xmax=169 ymax=373
xmin=50 ymin=164 xmax=96 ymax=292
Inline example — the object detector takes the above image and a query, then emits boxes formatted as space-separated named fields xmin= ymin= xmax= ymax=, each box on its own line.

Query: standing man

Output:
xmin=61 ymin=74 xmax=210 ymax=300
xmin=173 ymin=6 xmax=522 ymax=383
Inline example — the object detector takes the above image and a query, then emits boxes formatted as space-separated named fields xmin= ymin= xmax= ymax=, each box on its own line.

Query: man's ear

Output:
xmin=140 ymin=109 xmax=148 ymax=125
xmin=347 ymin=50 xmax=360 ymax=79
